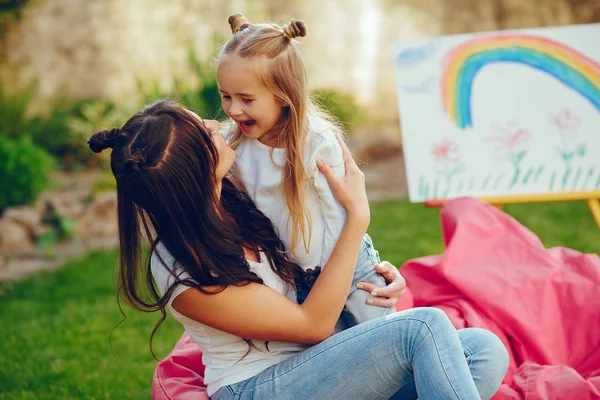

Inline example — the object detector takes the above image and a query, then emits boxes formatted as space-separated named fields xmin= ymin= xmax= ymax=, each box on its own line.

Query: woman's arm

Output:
xmin=172 ymin=136 xmax=370 ymax=344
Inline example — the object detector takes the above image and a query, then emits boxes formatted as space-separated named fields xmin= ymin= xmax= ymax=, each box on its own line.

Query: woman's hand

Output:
xmin=317 ymin=135 xmax=369 ymax=227
xmin=357 ymin=261 xmax=406 ymax=308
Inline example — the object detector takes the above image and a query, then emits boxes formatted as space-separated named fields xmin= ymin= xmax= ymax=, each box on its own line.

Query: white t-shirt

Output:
xmin=151 ymin=243 xmax=309 ymax=396
xmin=228 ymin=116 xmax=346 ymax=271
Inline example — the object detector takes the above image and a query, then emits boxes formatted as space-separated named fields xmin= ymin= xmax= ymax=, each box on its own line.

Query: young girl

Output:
xmin=217 ymin=14 xmax=389 ymax=330
xmin=88 ymin=99 xmax=507 ymax=399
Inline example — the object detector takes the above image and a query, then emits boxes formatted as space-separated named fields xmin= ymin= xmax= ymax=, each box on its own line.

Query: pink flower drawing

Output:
xmin=487 ymin=122 xmax=532 ymax=160
xmin=549 ymin=108 xmax=581 ymax=131
xmin=431 ymin=138 xmax=460 ymax=164
xmin=548 ymin=108 xmax=586 ymax=165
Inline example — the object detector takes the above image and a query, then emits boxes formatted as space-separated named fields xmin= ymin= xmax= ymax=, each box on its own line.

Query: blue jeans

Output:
xmin=212 ymin=308 xmax=509 ymax=399
xmin=297 ymin=234 xmax=392 ymax=330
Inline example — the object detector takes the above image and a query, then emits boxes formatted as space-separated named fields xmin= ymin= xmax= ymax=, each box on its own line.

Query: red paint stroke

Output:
xmin=431 ymin=138 xmax=460 ymax=163
xmin=549 ymin=108 xmax=581 ymax=132
xmin=486 ymin=122 xmax=532 ymax=159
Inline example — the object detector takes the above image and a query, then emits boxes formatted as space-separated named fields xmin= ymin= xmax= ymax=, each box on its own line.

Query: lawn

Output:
xmin=1 ymin=199 xmax=598 ymax=399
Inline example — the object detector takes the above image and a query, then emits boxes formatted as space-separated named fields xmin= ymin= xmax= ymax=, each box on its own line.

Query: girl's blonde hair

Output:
xmin=218 ymin=14 xmax=342 ymax=255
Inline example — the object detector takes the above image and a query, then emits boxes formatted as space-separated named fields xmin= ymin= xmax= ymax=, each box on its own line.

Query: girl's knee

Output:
xmin=390 ymin=307 xmax=454 ymax=331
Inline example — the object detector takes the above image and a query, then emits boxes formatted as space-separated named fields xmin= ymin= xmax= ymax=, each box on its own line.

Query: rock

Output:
xmin=40 ymin=194 xmax=86 ymax=220
xmin=3 ymin=206 xmax=41 ymax=232
xmin=0 ymin=218 xmax=35 ymax=253
xmin=76 ymin=192 xmax=118 ymax=239
xmin=0 ymin=258 xmax=63 ymax=282
xmin=32 ymin=224 xmax=56 ymax=239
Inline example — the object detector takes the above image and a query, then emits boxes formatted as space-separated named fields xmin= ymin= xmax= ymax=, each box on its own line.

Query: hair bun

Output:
xmin=282 ymin=20 xmax=306 ymax=40
xmin=88 ymin=128 xmax=120 ymax=153
xmin=229 ymin=14 xmax=250 ymax=34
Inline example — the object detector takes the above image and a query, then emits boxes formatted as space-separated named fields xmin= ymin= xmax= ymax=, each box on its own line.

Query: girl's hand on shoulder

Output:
xmin=316 ymin=135 xmax=369 ymax=226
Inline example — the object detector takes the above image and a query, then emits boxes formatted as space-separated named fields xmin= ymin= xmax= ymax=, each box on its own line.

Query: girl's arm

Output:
xmin=171 ymin=136 xmax=369 ymax=344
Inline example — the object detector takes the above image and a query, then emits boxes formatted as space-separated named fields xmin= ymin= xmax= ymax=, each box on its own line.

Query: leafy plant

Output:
xmin=311 ymin=88 xmax=363 ymax=134
xmin=135 ymin=48 xmax=226 ymax=121
xmin=0 ymin=136 xmax=56 ymax=213
xmin=0 ymin=80 xmax=35 ymax=140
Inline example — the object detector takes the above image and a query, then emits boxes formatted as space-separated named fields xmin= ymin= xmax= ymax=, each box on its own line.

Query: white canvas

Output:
xmin=392 ymin=23 xmax=600 ymax=202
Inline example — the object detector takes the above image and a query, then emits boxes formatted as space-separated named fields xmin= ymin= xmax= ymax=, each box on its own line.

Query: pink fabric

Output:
xmin=152 ymin=197 xmax=600 ymax=399
xmin=152 ymin=333 xmax=207 ymax=400
xmin=401 ymin=197 xmax=600 ymax=399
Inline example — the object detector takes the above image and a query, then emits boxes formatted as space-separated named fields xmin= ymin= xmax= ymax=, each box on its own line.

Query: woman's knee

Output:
xmin=390 ymin=307 xmax=455 ymax=335
xmin=412 ymin=307 xmax=453 ymax=328
xmin=459 ymin=328 xmax=509 ymax=398
xmin=465 ymin=328 xmax=509 ymax=368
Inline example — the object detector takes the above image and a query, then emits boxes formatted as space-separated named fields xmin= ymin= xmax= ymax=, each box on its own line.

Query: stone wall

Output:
xmin=1 ymin=0 xmax=599 ymax=125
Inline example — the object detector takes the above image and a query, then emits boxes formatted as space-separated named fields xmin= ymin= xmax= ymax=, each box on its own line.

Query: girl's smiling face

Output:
xmin=217 ymin=56 xmax=286 ymax=146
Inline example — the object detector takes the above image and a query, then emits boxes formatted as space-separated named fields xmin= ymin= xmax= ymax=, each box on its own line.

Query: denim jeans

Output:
xmin=296 ymin=234 xmax=392 ymax=330
xmin=212 ymin=308 xmax=509 ymax=399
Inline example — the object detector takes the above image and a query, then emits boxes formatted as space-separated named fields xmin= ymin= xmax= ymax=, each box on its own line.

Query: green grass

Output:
xmin=1 ymin=200 xmax=598 ymax=399
xmin=0 ymin=250 xmax=184 ymax=400
xmin=368 ymin=200 xmax=600 ymax=267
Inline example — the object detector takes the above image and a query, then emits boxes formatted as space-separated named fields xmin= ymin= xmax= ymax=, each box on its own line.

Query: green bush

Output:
xmin=0 ymin=136 xmax=56 ymax=213
xmin=311 ymin=88 xmax=363 ymax=134
xmin=0 ymin=82 xmax=97 ymax=170
xmin=0 ymin=49 xmax=224 ymax=171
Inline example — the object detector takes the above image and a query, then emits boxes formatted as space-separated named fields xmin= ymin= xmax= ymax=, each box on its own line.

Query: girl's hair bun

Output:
xmin=229 ymin=14 xmax=250 ymax=34
xmin=282 ymin=20 xmax=306 ymax=40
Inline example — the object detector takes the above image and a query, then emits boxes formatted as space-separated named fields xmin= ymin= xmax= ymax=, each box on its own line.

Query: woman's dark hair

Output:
xmin=89 ymin=99 xmax=304 ymax=358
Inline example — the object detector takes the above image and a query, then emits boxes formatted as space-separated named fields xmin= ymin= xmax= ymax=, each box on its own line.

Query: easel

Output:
xmin=424 ymin=190 xmax=600 ymax=231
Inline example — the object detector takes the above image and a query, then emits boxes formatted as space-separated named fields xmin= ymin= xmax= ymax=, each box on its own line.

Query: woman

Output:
xmin=89 ymin=99 xmax=508 ymax=399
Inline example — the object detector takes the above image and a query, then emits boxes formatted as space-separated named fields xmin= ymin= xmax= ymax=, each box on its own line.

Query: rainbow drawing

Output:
xmin=441 ymin=34 xmax=600 ymax=129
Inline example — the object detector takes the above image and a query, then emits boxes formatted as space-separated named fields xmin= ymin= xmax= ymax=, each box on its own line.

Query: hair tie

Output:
xmin=88 ymin=128 xmax=120 ymax=153
xmin=282 ymin=20 xmax=306 ymax=40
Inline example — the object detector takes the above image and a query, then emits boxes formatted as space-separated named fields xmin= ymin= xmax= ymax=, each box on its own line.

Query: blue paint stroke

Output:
xmin=493 ymin=174 xmax=503 ymax=190
xmin=521 ymin=168 xmax=534 ymax=184
xmin=549 ymin=171 xmax=556 ymax=191
xmin=418 ymin=176 xmax=430 ymax=199
xmin=481 ymin=174 xmax=492 ymax=190
xmin=395 ymin=39 xmax=440 ymax=69
xmin=562 ymin=167 xmax=572 ymax=190
xmin=510 ymin=168 xmax=521 ymax=188
xmin=454 ymin=49 xmax=600 ymax=129
xmin=582 ymin=167 xmax=594 ymax=189
xmin=401 ymin=75 xmax=436 ymax=93
xmin=571 ymin=167 xmax=582 ymax=190
xmin=457 ymin=180 xmax=464 ymax=193
xmin=533 ymin=166 xmax=545 ymax=183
